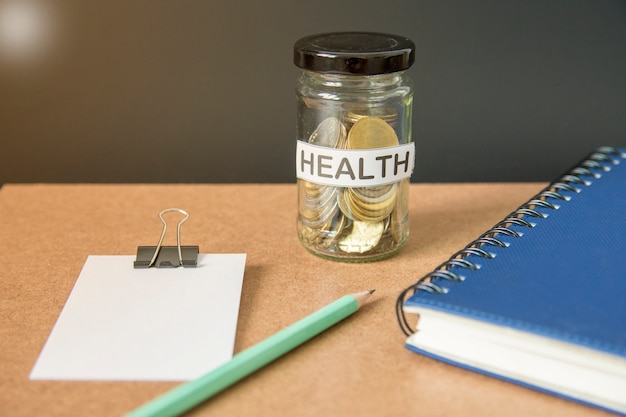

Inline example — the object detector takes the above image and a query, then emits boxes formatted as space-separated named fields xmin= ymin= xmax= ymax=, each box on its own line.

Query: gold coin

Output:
xmin=352 ymin=199 xmax=394 ymax=223
xmin=345 ymin=107 xmax=397 ymax=127
xmin=302 ymin=180 xmax=323 ymax=200
xmin=341 ymin=189 xmax=395 ymax=222
xmin=338 ymin=220 xmax=385 ymax=253
xmin=337 ymin=190 xmax=355 ymax=220
xmin=299 ymin=224 xmax=325 ymax=245
xmin=346 ymin=116 xmax=399 ymax=150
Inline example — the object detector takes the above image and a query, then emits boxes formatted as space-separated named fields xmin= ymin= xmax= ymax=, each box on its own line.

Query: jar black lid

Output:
xmin=293 ymin=32 xmax=415 ymax=75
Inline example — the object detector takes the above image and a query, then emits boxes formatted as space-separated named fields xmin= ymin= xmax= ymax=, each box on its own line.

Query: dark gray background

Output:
xmin=1 ymin=0 xmax=624 ymax=184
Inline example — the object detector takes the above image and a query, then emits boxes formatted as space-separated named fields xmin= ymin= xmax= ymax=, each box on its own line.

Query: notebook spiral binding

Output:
xmin=396 ymin=146 xmax=626 ymax=336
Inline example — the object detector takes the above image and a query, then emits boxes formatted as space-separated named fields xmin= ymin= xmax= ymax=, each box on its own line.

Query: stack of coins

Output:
xmin=300 ymin=180 xmax=339 ymax=228
xmin=344 ymin=107 xmax=398 ymax=130
xmin=299 ymin=117 xmax=345 ymax=245
xmin=338 ymin=185 xmax=397 ymax=222
xmin=336 ymin=116 xmax=400 ymax=253
xmin=299 ymin=113 xmax=404 ymax=255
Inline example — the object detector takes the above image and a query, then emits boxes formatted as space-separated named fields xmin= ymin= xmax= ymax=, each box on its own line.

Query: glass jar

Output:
xmin=293 ymin=32 xmax=415 ymax=262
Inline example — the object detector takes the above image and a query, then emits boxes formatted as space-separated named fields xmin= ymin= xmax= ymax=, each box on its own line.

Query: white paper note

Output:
xmin=30 ymin=254 xmax=246 ymax=381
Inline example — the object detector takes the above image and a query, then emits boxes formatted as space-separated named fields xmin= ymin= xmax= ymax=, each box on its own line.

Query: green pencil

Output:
xmin=124 ymin=290 xmax=375 ymax=417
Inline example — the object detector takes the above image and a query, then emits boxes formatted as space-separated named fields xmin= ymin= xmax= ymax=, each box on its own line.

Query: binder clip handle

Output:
xmin=151 ymin=208 xmax=189 ymax=267
xmin=133 ymin=208 xmax=199 ymax=268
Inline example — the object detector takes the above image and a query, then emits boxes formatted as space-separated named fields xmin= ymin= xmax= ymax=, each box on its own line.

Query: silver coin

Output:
xmin=301 ymin=198 xmax=339 ymax=228
xmin=308 ymin=117 xmax=346 ymax=148
xmin=338 ymin=220 xmax=385 ymax=253
xmin=350 ymin=183 xmax=397 ymax=204
xmin=305 ymin=185 xmax=338 ymax=209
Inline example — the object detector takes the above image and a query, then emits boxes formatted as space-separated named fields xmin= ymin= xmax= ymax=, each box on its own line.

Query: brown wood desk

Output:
xmin=0 ymin=183 xmax=612 ymax=417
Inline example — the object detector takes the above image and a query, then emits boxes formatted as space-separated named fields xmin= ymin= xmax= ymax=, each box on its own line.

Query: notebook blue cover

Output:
xmin=398 ymin=147 xmax=626 ymax=415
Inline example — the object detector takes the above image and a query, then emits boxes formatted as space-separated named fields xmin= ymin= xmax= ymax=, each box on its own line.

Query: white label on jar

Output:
xmin=296 ymin=141 xmax=415 ymax=187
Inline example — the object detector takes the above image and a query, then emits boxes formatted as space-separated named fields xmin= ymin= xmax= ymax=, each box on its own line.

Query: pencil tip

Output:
xmin=354 ymin=290 xmax=375 ymax=309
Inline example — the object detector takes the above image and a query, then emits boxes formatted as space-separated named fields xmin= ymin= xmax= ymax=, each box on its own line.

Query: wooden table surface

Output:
xmin=0 ymin=183 xmax=614 ymax=417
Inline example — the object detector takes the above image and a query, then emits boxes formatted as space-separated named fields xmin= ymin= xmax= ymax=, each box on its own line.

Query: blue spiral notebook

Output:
xmin=397 ymin=147 xmax=626 ymax=415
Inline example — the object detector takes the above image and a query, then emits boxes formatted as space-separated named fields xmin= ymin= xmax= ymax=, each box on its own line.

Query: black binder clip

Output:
xmin=133 ymin=208 xmax=199 ymax=268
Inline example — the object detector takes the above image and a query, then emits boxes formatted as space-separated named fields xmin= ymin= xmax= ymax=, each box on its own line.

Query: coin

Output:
xmin=346 ymin=116 xmax=399 ymax=149
xmin=299 ymin=180 xmax=339 ymax=228
xmin=338 ymin=220 xmax=385 ymax=253
xmin=390 ymin=179 xmax=410 ymax=243
xmin=319 ymin=212 xmax=347 ymax=247
xmin=336 ymin=189 xmax=354 ymax=220
xmin=302 ymin=114 xmax=405 ymax=256
xmin=303 ymin=183 xmax=337 ymax=209
xmin=337 ymin=188 xmax=395 ymax=223
xmin=300 ymin=195 xmax=338 ymax=228
xmin=309 ymin=117 xmax=346 ymax=148
xmin=299 ymin=223 xmax=325 ymax=245
xmin=345 ymin=107 xmax=397 ymax=127
xmin=351 ymin=183 xmax=397 ymax=204
xmin=344 ymin=188 xmax=396 ymax=222
xmin=300 ymin=173 xmax=341 ymax=234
